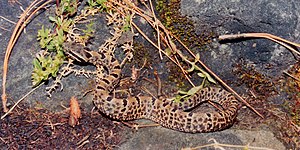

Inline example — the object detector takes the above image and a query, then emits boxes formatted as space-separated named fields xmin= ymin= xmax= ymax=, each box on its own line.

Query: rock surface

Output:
xmin=181 ymin=0 xmax=298 ymax=85
xmin=0 ymin=0 xmax=298 ymax=149
xmin=118 ymin=125 xmax=285 ymax=150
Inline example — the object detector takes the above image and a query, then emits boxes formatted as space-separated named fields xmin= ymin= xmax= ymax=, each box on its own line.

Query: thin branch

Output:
xmin=0 ymin=16 xmax=17 ymax=24
xmin=1 ymin=0 xmax=54 ymax=112
xmin=219 ymin=33 xmax=300 ymax=56
xmin=283 ymin=71 xmax=300 ymax=82
xmin=183 ymin=138 xmax=275 ymax=150
xmin=1 ymin=83 xmax=43 ymax=119
xmin=0 ymin=26 xmax=10 ymax=31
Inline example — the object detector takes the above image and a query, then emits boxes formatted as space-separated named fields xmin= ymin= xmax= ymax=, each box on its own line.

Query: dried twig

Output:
xmin=283 ymin=71 xmax=300 ymax=82
xmin=0 ymin=26 xmax=10 ymax=31
xmin=219 ymin=33 xmax=300 ymax=56
xmin=8 ymin=0 xmax=22 ymax=6
xmin=1 ymin=0 xmax=54 ymax=112
xmin=0 ymin=15 xmax=17 ymax=24
xmin=77 ymin=135 xmax=90 ymax=149
xmin=122 ymin=121 xmax=160 ymax=130
xmin=1 ymin=83 xmax=43 ymax=119
xmin=182 ymin=138 xmax=275 ymax=150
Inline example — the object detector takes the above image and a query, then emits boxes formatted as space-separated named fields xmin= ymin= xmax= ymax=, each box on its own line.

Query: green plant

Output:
xmin=32 ymin=0 xmax=77 ymax=86
xmin=87 ymin=0 xmax=107 ymax=10
xmin=122 ymin=15 xmax=131 ymax=32
xmin=32 ymin=50 xmax=65 ymax=86
xmin=32 ymin=0 xmax=105 ymax=87
xmin=33 ymin=26 xmax=66 ymax=86
xmin=56 ymin=0 xmax=78 ymax=16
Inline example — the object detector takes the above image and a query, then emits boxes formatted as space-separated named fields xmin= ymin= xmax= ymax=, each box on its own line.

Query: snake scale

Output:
xmin=65 ymin=43 xmax=239 ymax=133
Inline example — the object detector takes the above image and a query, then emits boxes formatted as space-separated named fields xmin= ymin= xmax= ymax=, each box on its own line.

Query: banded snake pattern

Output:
xmin=64 ymin=42 xmax=239 ymax=133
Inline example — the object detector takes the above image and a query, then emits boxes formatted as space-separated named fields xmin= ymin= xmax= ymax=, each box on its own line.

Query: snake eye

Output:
xmin=82 ymin=49 xmax=92 ymax=59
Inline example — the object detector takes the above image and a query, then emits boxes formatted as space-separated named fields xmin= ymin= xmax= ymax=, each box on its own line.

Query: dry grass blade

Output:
xmin=0 ymin=16 xmax=17 ymax=24
xmin=1 ymin=0 xmax=55 ymax=112
xmin=219 ymin=33 xmax=300 ymax=56
xmin=1 ymin=83 xmax=42 ymax=119
xmin=283 ymin=71 xmax=300 ymax=82
xmin=182 ymin=138 xmax=275 ymax=150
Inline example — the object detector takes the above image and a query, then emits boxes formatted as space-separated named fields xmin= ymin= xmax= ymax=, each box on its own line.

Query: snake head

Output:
xmin=63 ymin=42 xmax=103 ymax=64
xmin=63 ymin=42 xmax=90 ymax=62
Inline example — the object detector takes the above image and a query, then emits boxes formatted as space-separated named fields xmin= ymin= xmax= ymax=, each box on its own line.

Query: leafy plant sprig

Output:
xmin=32 ymin=50 xmax=65 ymax=86
xmin=32 ymin=0 xmax=78 ymax=86
xmin=167 ymin=52 xmax=216 ymax=102
xmin=87 ymin=0 xmax=107 ymax=11
xmin=122 ymin=15 xmax=131 ymax=32
xmin=33 ymin=0 xmax=102 ymax=87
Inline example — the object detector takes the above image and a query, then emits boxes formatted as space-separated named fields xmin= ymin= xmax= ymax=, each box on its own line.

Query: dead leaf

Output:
xmin=69 ymin=96 xmax=81 ymax=127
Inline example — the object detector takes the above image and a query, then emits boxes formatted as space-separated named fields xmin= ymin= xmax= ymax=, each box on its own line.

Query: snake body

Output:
xmin=66 ymin=43 xmax=239 ymax=133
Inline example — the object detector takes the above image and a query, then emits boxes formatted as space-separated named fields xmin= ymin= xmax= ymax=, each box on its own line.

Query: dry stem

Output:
xmin=2 ymin=0 xmax=54 ymax=113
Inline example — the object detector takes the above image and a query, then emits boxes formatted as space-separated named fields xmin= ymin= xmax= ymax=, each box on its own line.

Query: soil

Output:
xmin=0 ymin=105 xmax=124 ymax=149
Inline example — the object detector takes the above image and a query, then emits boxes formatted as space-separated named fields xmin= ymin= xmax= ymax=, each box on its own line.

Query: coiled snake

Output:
xmin=65 ymin=43 xmax=239 ymax=133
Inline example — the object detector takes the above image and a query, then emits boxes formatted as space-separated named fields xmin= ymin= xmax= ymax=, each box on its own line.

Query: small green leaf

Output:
xmin=61 ymin=19 xmax=73 ymax=32
xmin=56 ymin=17 xmax=63 ymax=26
xmin=204 ymin=72 xmax=216 ymax=84
xmin=96 ymin=0 xmax=107 ymax=9
xmin=197 ymin=72 xmax=205 ymax=78
xmin=37 ymin=26 xmax=49 ymax=39
xmin=164 ymin=48 xmax=172 ymax=56
xmin=186 ymin=86 xmax=202 ymax=95
xmin=173 ymin=95 xmax=183 ymax=103
xmin=46 ymin=44 xmax=55 ymax=51
xmin=49 ymin=16 xmax=57 ymax=22
xmin=33 ymin=58 xmax=42 ymax=70
xmin=125 ymin=15 xmax=131 ymax=22
xmin=37 ymin=26 xmax=52 ymax=49
xmin=178 ymin=90 xmax=187 ymax=95
xmin=187 ymin=63 xmax=195 ymax=72
xmin=87 ymin=0 xmax=96 ymax=6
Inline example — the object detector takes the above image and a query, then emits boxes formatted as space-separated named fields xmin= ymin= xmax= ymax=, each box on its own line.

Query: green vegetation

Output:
xmin=32 ymin=0 xmax=78 ymax=86
xmin=32 ymin=0 xmax=104 ymax=87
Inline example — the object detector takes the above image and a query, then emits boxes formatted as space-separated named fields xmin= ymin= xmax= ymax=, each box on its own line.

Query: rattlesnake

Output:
xmin=65 ymin=43 xmax=239 ymax=133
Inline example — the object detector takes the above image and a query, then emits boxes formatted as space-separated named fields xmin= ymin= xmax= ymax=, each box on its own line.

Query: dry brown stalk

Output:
xmin=283 ymin=71 xmax=300 ymax=82
xmin=1 ymin=83 xmax=42 ymax=119
xmin=1 ymin=0 xmax=54 ymax=113
xmin=219 ymin=33 xmax=300 ymax=56
xmin=0 ymin=16 xmax=17 ymax=24
xmin=182 ymin=138 xmax=275 ymax=150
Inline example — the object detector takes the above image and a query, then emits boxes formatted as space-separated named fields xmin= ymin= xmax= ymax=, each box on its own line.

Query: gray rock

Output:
xmin=0 ymin=0 xmax=294 ymax=149
xmin=118 ymin=125 xmax=285 ymax=150
xmin=181 ymin=0 xmax=298 ymax=80
xmin=176 ymin=0 xmax=299 ymax=149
